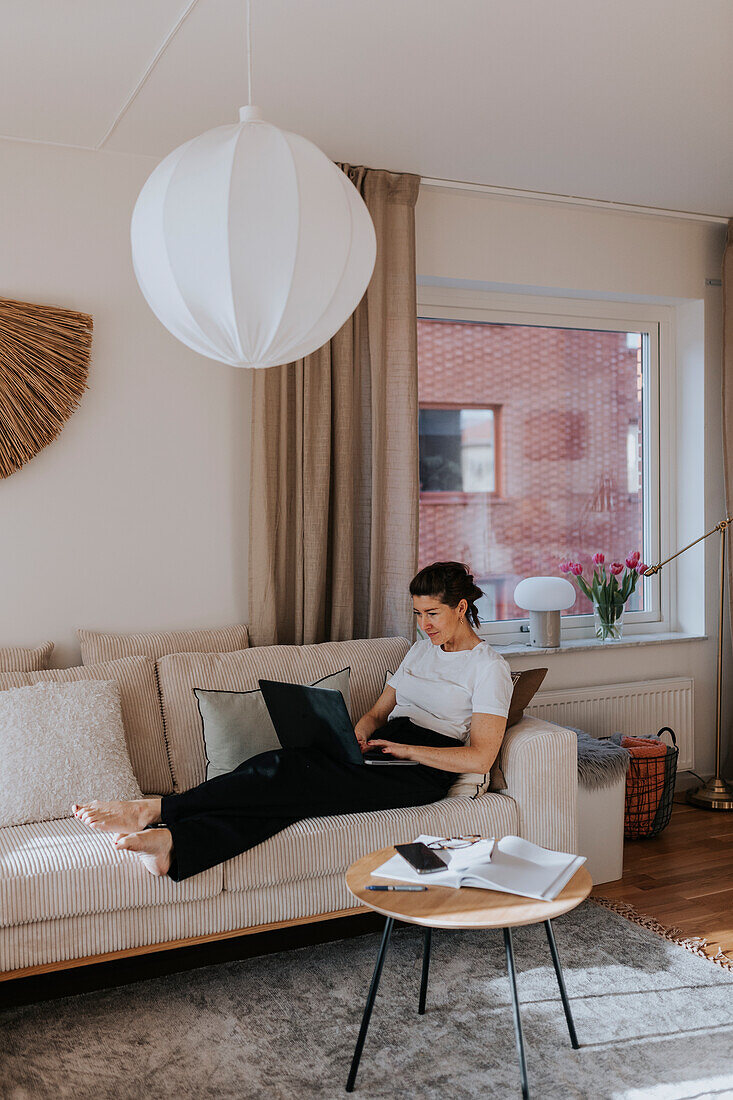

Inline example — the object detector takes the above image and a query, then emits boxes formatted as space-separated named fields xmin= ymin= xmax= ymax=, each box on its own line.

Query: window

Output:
xmin=419 ymin=407 xmax=499 ymax=495
xmin=417 ymin=290 xmax=664 ymax=639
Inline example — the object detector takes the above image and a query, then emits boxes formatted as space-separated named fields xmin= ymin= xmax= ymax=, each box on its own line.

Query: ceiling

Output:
xmin=2 ymin=0 xmax=732 ymax=217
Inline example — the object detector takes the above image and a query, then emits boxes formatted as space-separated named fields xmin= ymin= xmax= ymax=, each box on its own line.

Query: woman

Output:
xmin=73 ymin=562 xmax=514 ymax=881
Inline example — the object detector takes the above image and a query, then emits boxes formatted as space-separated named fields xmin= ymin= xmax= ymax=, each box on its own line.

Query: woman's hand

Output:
xmin=364 ymin=738 xmax=416 ymax=761
xmin=364 ymin=715 xmax=507 ymax=773
xmin=353 ymin=685 xmax=397 ymax=753
xmin=353 ymin=720 xmax=375 ymax=754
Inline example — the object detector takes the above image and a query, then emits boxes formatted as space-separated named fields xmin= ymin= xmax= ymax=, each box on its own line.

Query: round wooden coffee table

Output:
xmin=344 ymin=847 xmax=593 ymax=1098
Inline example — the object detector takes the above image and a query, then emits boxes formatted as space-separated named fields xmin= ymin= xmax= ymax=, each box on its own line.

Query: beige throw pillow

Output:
xmin=196 ymin=668 xmax=352 ymax=779
xmin=0 ymin=656 xmax=170 ymax=795
xmin=78 ymin=624 xmax=250 ymax=665
xmin=0 ymin=641 xmax=54 ymax=672
xmin=0 ymin=680 xmax=142 ymax=828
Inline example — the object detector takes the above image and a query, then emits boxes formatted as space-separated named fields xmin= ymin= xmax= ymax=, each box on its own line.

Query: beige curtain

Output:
xmin=248 ymin=167 xmax=421 ymax=645
xmin=724 ymin=221 xmax=733 ymax=608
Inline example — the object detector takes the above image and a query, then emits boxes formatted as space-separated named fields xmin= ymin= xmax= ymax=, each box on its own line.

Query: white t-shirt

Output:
xmin=386 ymin=638 xmax=514 ymax=743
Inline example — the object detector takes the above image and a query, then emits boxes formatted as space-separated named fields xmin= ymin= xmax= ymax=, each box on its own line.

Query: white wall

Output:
xmin=0 ymin=138 xmax=252 ymax=667
xmin=0 ymin=139 xmax=729 ymax=778
xmin=416 ymin=185 xmax=729 ymax=778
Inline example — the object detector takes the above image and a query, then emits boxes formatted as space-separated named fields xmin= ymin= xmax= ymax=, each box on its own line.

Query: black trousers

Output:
xmin=160 ymin=718 xmax=457 ymax=881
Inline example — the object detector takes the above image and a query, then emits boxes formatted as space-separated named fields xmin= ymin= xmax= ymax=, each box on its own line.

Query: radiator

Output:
xmin=526 ymin=677 xmax=694 ymax=771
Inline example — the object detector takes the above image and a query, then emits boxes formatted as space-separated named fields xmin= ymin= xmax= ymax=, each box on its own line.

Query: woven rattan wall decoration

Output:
xmin=0 ymin=297 xmax=93 ymax=478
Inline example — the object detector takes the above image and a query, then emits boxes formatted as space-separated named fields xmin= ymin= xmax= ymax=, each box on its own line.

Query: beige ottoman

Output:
xmin=577 ymin=774 xmax=625 ymax=885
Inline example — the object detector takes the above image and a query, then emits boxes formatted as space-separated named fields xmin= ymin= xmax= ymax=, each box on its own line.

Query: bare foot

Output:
xmin=71 ymin=798 xmax=161 ymax=834
xmin=114 ymin=828 xmax=173 ymax=877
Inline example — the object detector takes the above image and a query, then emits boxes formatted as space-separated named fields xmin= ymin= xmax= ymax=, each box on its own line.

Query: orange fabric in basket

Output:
xmin=621 ymin=736 xmax=667 ymax=839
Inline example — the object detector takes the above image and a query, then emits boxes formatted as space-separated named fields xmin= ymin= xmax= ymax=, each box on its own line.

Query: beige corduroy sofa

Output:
xmin=0 ymin=630 xmax=577 ymax=981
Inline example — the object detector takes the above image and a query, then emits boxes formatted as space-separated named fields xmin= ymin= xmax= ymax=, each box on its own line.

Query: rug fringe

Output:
xmin=590 ymin=896 xmax=733 ymax=972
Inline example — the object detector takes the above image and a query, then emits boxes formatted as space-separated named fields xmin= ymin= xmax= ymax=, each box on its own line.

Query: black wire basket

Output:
xmin=623 ymin=727 xmax=678 ymax=840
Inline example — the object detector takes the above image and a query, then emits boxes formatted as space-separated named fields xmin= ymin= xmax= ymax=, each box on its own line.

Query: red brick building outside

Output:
xmin=417 ymin=319 xmax=645 ymax=621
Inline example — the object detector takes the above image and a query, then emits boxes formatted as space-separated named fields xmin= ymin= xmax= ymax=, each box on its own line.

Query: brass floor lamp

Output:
xmin=645 ymin=516 xmax=733 ymax=811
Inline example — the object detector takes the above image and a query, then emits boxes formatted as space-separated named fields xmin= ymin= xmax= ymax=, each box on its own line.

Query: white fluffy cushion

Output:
xmin=0 ymin=679 xmax=143 ymax=828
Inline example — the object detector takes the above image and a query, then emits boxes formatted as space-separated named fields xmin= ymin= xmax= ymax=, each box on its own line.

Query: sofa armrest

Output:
xmin=499 ymin=716 xmax=578 ymax=853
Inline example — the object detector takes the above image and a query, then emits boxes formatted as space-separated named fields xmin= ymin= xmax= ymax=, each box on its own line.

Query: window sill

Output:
xmin=490 ymin=631 xmax=707 ymax=657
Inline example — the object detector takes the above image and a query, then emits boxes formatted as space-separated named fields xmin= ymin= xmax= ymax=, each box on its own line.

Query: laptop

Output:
xmin=258 ymin=679 xmax=418 ymax=766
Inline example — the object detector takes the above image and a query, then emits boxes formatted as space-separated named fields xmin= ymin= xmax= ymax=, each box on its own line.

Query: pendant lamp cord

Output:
xmin=246 ymin=0 xmax=253 ymax=105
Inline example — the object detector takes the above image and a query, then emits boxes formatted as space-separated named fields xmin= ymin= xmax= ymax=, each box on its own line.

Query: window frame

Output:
xmin=419 ymin=401 xmax=503 ymax=499
xmin=417 ymin=286 xmax=675 ymax=644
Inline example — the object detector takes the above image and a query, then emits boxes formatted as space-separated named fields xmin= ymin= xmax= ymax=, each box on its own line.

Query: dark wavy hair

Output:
xmin=409 ymin=561 xmax=484 ymax=627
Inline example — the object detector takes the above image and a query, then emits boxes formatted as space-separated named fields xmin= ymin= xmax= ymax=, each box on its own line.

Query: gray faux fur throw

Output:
xmin=571 ymin=728 xmax=630 ymax=790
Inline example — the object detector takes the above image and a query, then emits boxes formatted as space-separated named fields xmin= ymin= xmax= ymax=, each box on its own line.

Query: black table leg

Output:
xmin=418 ymin=926 xmax=432 ymax=1014
xmin=503 ymin=927 xmax=530 ymax=1100
xmin=544 ymin=919 xmax=579 ymax=1049
xmin=346 ymin=916 xmax=394 ymax=1093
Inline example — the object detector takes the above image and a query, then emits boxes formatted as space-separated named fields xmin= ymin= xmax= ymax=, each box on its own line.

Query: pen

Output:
xmin=366 ymin=885 xmax=427 ymax=892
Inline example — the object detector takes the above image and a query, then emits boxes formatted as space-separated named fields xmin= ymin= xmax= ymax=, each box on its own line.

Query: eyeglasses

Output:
xmin=426 ymin=835 xmax=482 ymax=851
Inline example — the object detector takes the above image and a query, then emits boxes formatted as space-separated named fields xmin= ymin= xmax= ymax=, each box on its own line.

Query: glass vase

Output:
xmin=593 ymin=602 xmax=625 ymax=641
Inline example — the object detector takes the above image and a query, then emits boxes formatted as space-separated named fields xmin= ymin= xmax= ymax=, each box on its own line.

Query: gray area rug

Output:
xmin=2 ymin=900 xmax=733 ymax=1100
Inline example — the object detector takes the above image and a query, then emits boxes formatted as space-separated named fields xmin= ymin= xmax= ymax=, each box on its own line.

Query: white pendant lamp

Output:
xmin=130 ymin=2 xmax=376 ymax=369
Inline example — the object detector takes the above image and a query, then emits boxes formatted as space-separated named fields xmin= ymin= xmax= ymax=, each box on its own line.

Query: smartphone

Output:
xmin=394 ymin=842 xmax=448 ymax=874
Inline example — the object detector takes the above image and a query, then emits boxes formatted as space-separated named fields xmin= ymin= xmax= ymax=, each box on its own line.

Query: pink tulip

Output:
xmin=570 ymin=563 xmax=583 ymax=576
xmin=610 ymin=562 xmax=624 ymax=575
xmin=627 ymin=551 xmax=640 ymax=566
xmin=636 ymin=562 xmax=647 ymax=574
xmin=559 ymin=561 xmax=572 ymax=574
xmin=592 ymin=552 xmax=605 ymax=565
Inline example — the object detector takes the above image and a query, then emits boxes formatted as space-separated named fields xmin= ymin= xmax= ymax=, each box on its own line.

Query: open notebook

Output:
xmin=373 ymin=834 xmax=586 ymax=901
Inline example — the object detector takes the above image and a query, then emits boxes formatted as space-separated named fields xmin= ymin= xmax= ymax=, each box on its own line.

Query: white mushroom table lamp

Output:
xmin=513 ymin=577 xmax=577 ymax=648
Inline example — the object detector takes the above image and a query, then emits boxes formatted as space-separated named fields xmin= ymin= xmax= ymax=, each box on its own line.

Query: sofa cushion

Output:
xmin=507 ymin=667 xmax=548 ymax=728
xmin=78 ymin=624 xmax=250 ymax=665
xmin=196 ymin=667 xmax=351 ymax=780
xmin=0 ymin=680 xmax=142 ymax=829
xmin=157 ymin=637 xmax=411 ymax=791
xmin=223 ymin=792 xmax=518 ymax=892
xmin=0 ymin=817 xmax=223 ymax=927
xmin=0 ymin=641 xmax=53 ymax=672
xmin=0 ymin=656 xmax=171 ymax=795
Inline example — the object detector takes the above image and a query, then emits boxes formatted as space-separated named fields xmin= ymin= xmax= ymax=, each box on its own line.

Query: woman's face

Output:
xmin=412 ymin=594 xmax=466 ymax=645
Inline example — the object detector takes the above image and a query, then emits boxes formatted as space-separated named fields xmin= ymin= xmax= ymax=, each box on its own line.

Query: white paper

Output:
xmin=372 ymin=834 xmax=586 ymax=901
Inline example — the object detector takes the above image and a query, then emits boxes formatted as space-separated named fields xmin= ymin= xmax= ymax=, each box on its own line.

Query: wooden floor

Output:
xmin=591 ymin=795 xmax=733 ymax=961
